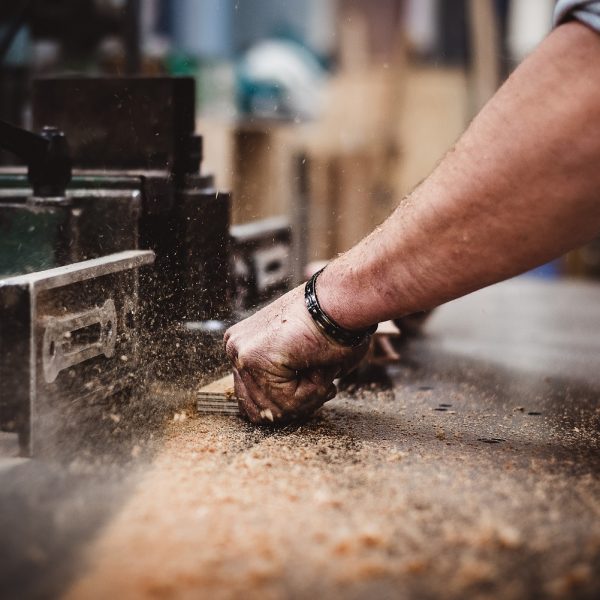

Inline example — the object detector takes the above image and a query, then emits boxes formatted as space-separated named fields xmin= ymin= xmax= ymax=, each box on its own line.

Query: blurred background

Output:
xmin=1 ymin=0 xmax=596 ymax=278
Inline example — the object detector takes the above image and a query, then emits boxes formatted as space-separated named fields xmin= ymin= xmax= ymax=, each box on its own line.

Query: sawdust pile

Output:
xmin=65 ymin=372 xmax=600 ymax=600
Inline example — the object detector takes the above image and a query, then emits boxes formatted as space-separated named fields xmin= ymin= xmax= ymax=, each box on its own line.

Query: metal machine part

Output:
xmin=32 ymin=77 xmax=198 ymax=178
xmin=0 ymin=74 xmax=293 ymax=441
xmin=0 ymin=76 xmax=234 ymax=409
xmin=30 ymin=77 xmax=231 ymax=328
xmin=0 ymin=173 xmax=141 ymax=277
xmin=231 ymin=216 xmax=292 ymax=315
xmin=42 ymin=298 xmax=118 ymax=383
xmin=142 ymin=181 xmax=231 ymax=327
xmin=0 ymin=119 xmax=72 ymax=198
xmin=0 ymin=250 xmax=155 ymax=456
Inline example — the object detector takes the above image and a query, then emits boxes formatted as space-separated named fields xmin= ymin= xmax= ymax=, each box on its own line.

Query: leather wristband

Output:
xmin=304 ymin=267 xmax=377 ymax=347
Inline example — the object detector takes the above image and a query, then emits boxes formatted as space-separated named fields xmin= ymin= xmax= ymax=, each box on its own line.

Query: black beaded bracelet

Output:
xmin=304 ymin=267 xmax=377 ymax=347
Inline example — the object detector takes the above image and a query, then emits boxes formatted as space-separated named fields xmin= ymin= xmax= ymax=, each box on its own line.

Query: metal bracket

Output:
xmin=42 ymin=299 xmax=117 ymax=383
xmin=0 ymin=250 xmax=155 ymax=456
xmin=230 ymin=217 xmax=292 ymax=313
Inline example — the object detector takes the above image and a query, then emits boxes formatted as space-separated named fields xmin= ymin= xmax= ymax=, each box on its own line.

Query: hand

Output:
xmin=224 ymin=285 xmax=370 ymax=424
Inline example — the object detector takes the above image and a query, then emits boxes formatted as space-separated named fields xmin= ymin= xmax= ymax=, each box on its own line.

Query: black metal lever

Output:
xmin=0 ymin=119 xmax=72 ymax=197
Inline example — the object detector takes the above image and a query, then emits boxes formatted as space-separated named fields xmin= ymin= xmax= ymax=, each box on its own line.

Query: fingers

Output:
xmin=233 ymin=365 xmax=338 ymax=425
xmin=227 ymin=329 xmax=332 ymax=424
xmin=293 ymin=379 xmax=337 ymax=417
xmin=232 ymin=369 xmax=261 ymax=423
xmin=227 ymin=332 xmax=283 ymax=424
xmin=233 ymin=365 xmax=288 ymax=424
xmin=237 ymin=368 xmax=284 ymax=422
xmin=279 ymin=370 xmax=337 ymax=419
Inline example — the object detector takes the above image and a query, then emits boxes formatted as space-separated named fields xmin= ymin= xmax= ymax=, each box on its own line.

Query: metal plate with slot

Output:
xmin=0 ymin=250 xmax=155 ymax=456
xmin=42 ymin=299 xmax=117 ymax=383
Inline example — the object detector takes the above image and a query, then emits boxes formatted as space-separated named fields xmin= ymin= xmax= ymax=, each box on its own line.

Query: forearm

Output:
xmin=318 ymin=22 xmax=600 ymax=330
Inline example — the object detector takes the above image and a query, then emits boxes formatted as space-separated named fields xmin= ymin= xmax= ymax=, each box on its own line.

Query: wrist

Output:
xmin=315 ymin=262 xmax=366 ymax=330
xmin=305 ymin=267 xmax=376 ymax=347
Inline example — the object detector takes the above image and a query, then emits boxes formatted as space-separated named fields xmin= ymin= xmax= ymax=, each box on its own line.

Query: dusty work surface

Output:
xmin=1 ymin=278 xmax=599 ymax=600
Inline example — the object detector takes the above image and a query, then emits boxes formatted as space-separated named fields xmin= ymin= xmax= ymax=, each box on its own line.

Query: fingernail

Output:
xmin=260 ymin=408 xmax=274 ymax=423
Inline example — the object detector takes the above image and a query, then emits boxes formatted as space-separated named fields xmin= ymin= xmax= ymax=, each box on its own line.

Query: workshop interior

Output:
xmin=0 ymin=1 xmax=598 ymax=599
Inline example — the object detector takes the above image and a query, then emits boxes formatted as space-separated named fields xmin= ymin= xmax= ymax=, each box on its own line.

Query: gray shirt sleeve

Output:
xmin=554 ymin=0 xmax=600 ymax=32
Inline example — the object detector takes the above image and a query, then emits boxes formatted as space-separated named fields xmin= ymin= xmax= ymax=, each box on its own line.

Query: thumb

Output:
xmin=293 ymin=372 xmax=338 ymax=416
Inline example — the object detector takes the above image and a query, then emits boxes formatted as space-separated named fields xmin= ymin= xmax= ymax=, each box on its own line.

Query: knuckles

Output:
xmin=224 ymin=337 xmax=236 ymax=360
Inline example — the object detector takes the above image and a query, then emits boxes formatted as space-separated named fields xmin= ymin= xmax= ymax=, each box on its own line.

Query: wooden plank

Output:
xmin=196 ymin=374 xmax=239 ymax=415
xmin=197 ymin=373 xmax=235 ymax=396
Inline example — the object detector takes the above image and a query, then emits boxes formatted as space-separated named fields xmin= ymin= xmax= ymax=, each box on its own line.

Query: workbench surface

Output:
xmin=1 ymin=278 xmax=599 ymax=599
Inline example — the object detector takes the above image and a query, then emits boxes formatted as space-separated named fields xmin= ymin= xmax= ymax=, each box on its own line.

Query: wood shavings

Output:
xmin=59 ymin=277 xmax=600 ymax=599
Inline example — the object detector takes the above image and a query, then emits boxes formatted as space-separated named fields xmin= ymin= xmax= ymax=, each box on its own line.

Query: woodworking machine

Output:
xmin=0 ymin=76 xmax=291 ymax=456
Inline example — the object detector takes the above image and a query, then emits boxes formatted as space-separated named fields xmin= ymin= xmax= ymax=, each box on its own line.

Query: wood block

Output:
xmin=196 ymin=374 xmax=239 ymax=415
